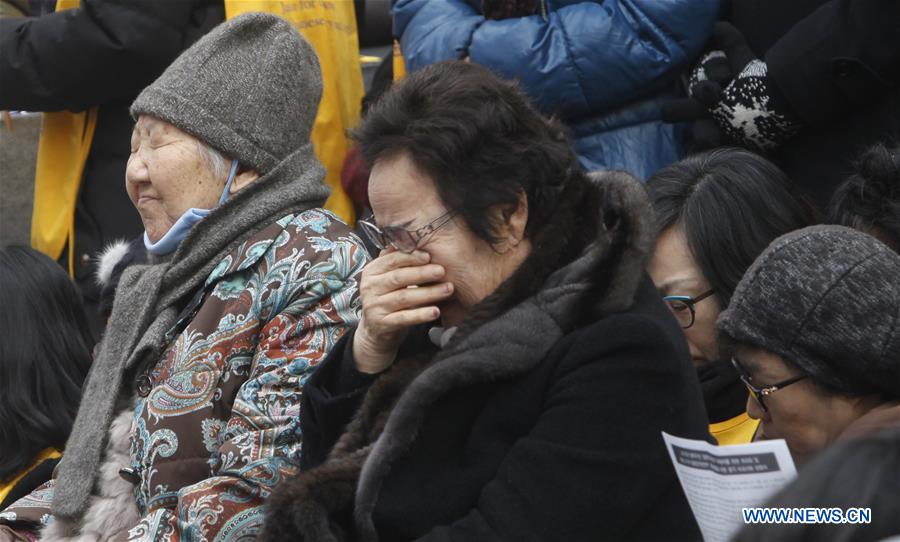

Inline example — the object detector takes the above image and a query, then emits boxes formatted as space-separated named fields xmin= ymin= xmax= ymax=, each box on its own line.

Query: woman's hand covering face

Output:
xmin=352 ymin=249 xmax=454 ymax=374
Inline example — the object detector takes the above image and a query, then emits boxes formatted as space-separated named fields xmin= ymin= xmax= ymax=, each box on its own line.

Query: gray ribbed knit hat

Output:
xmin=718 ymin=225 xmax=900 ymax=398
xmin=131 ymin=12 xmax=322 ymax=176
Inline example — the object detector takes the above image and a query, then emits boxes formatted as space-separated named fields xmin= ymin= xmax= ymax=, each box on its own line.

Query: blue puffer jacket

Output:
xmin=393 ymin=0 xmax=720 ymax=180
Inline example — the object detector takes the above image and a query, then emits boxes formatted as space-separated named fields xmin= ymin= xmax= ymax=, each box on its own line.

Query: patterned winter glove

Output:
xmin=662 ymin=22 xmax=802 ymax=151
xmin=711 ymin=59 xmax=801 ymax=150
xmin=689 ymin=50 xmax=732 ymax=95
xmin=662 ymin=50 xmax=734 ymax=148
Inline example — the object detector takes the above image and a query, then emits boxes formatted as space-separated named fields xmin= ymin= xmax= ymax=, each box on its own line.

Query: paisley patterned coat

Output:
xmin=0 ymin=209 xmax=369 ymax=541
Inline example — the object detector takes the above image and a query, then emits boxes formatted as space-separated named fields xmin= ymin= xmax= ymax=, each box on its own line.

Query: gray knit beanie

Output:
xmin=131 ymin=12 xmax=322 ymax=176
xmin=718 ymin=225 xmax=900 ymax=399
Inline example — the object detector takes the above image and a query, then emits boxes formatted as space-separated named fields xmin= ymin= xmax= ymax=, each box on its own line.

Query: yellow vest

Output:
xmin=709 ymin=412 xmax=761 ymax=445
xmin=31 ymin=0 xmax=363 ymax=275
xmin=0 ymin=447 xmax=62 ymax=505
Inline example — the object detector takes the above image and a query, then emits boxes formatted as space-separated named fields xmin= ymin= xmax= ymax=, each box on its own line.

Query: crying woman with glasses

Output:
xmin=646 ymin=148 xmax=818 ymax=445
xmin=260 ymin=61 xmax=711 ymax=541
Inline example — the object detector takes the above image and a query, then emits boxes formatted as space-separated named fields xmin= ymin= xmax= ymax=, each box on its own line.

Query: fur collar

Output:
xmin=40 ymin=402 xmax=140 ymax=542
xmin=260 ymin=170 xmax=653 ymax=541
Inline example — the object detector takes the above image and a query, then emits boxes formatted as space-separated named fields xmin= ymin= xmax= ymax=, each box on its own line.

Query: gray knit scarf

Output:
xmin=52 ymin=144 xmax=329 ymax=519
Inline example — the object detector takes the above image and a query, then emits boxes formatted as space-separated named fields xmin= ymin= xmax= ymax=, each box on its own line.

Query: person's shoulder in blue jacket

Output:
xmin=393 ymin=0 xmax=721 ymax=179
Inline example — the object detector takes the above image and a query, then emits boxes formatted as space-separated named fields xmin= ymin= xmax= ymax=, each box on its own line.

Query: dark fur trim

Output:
xmin=260 ymin=171 xmax=653 ymax=541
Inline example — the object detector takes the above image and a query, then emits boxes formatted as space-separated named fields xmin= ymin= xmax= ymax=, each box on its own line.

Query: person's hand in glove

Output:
xmin=663 ymin=22 xmax=802 ymax=151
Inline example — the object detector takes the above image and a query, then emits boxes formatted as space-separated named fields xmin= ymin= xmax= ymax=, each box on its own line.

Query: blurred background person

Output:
xmin=829 ymin=142 xmax=900 ymax=252
xmin=0 ymin=245 xmax=92 ymax=513
xmin=719 ymin=226 xmax=900 ymax=465
xmin=663 ymin=0 xmax=900 ymax=210
xmin=0 ymin=0 xmax=226 ymax=339
xmin=646 ymin=148 xmax=818 ymax=444
xmin=390 ymin=0 xmax=720 ymax=180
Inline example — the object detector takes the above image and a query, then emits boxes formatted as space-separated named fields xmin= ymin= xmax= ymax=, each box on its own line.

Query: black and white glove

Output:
xmin=663 ymin=22 xmax=802 ymax=151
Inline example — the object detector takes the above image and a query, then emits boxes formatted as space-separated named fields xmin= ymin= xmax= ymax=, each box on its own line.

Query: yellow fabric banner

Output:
xmin=30 ymin=0 xmax=98 ymax=275
xmin=392 ymin=38 xmax=406 ymax=81
xmin=225 ymin=0 xmax=364 ymax=225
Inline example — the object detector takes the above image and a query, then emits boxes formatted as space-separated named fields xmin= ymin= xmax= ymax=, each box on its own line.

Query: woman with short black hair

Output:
xmin=261 ymin=61 xmax=710 ymax=541
xmin=0 ymin=245 xmax=92 ymax=511
xmin=646 ymin=148 xmax=818 ymax=444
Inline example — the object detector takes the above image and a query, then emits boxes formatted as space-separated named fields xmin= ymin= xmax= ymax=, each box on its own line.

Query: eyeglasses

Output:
xmin=358 ymin=210 xmax=457 ymax=254
xmin=662 ymin=289 xmax=715 ymax=329
xmin=731 ymin=357 xmax=807 ymax=413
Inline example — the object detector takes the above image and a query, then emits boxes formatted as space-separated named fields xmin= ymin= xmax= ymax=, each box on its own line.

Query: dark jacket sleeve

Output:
xmin=301 ymin=325 xmax=438 ymax=470
xmin=415 ymin=312 xmax=708 ymax=541
xmin=0 ymin=0 xmax=222 ymax=111
xmin=300 ymin=328 xmax=380 ymax=470
xmin=393 ymin=0 xmax=720 ymax=119
xmin=765 ymin=0 xmax=900 ymax=127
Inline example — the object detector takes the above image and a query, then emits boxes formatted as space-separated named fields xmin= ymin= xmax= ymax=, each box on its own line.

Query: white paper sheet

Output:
xmin=662 ymin=432 xmax=798 ymax=542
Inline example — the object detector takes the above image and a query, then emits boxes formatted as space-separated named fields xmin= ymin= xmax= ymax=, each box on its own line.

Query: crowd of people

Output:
xmin=0 ymin=1 xmax=898 ymax=541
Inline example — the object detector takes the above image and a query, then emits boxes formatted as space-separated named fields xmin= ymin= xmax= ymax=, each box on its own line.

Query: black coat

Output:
xmin=0 ymin=0 xmax=224 ymax=336
xmin=263 ymin=172 xmax=710 ymax=542
xmin=730 ymin=0 xmax=900 ymax=209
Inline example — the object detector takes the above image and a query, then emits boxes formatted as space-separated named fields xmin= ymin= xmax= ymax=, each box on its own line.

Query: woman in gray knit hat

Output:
xmin=0 ymin=13 xmax=369 ymax=542
xmin=718 ymin=225 xmax=900 ymax=466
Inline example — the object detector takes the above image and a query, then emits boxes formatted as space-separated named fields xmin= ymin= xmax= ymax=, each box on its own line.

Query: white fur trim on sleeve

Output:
xmin=94 ymin=240 xmax=131 ymax=287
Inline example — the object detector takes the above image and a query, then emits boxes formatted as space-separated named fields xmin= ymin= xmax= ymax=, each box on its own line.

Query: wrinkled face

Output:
xmin=735 ymin=345 xmax=872 ymax=464
xmin=648 ymin=226 xmax=722 ymax=365
xmin=126 ymin=116 xmax=227 ymax=243
xmin=368 ymin=152 xmax=527 ymax=327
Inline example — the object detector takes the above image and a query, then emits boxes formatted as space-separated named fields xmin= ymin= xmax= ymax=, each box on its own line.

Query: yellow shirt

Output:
xmin=709 ymin=412 xmax=760 ymax=445
xmin=0 ymin=448 xmax=62 ymax=505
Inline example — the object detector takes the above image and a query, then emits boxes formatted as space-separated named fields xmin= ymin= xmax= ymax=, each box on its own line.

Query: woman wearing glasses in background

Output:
xmin=646 ymin=148 xmax=818 ymax=445
xmin=259 ymin=61 xmax=711 ymax=541
xmin=719 ymin=225 xmax=900 ymax=469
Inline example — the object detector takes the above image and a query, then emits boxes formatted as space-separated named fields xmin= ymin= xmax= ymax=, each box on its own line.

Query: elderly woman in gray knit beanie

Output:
xmin=719 ymin=225 xmax=900 ymax=466
xmin=0 ymin=13 xmax=368 ymax=542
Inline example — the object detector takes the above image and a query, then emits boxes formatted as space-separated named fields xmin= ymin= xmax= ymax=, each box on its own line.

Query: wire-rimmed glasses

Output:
xmin=358 ymin=210 xmax=457 ymax=253
xmin=731 ymin=357 xmax=807 ymax=412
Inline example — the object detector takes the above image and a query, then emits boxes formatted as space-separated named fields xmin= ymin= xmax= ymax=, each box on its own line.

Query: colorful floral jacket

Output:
xmin=0 ymin=209 xmax=369 ymax=541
